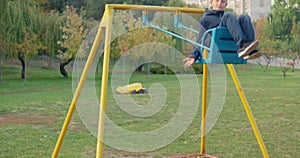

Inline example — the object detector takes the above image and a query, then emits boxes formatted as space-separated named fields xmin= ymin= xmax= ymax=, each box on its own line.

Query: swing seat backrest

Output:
xmin=196 ymin=27 xmax=247 ymax=64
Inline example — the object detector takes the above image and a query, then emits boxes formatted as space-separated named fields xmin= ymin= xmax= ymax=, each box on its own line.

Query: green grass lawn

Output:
xmin=0 ymin=64 xmax=299 ymax=158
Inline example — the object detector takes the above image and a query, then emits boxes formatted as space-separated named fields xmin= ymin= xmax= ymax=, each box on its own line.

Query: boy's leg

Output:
xmin=220 ymin=13 xmax=259 ymax=58
xmin=239 ymin=13 xmax=255 ymax=43
xmin=239 ymin=13 xmax=261 ymax=59
xmin=220 ymin=12 xmax=245 ymax=47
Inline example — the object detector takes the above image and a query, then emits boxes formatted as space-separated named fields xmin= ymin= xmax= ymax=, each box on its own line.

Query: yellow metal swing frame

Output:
xmin=51 ymin=4 xmax=269 ymax=158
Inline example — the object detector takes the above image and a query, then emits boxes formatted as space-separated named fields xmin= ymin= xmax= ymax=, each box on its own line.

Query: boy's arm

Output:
xmin=188 ymin=24 xmax=207 ymax=60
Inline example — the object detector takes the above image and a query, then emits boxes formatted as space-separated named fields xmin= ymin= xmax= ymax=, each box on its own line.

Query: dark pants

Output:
xmin=220 ymin=12 xmax=255 ymax=48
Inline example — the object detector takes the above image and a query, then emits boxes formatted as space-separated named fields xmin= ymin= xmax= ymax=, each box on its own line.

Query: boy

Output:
xmin=183 ymin=0 xmax=261 ymax=68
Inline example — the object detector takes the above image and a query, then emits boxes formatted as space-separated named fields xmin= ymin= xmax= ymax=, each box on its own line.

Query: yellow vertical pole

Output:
xmin=227 ymin=64 xmax=269 ymax=158
xmin=200 ymin=49 xmax=209 ymax=155
xmin=96 ymin=5 xmax=113 ymax=158
xmin=51 ymin=25 xmax=105 ymax=158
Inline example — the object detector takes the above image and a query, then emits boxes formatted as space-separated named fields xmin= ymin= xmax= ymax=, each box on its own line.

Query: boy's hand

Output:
xmin=183 ymin=57 xmax=195 ymax=68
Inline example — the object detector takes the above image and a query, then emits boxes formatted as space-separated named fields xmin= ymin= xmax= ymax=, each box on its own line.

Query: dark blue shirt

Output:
xmin=189 ymin=9 xmax=225 ymax=60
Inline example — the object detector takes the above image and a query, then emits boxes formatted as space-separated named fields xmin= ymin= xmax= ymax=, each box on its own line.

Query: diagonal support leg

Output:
xmin=227 ymin=64 xmax=269 ymax=158
xmin=51 ymin=26 xmax=105 ymax=158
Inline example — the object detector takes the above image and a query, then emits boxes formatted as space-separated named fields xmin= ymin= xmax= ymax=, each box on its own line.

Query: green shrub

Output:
xmin=150 ymin=63 xmax=203 ymax=74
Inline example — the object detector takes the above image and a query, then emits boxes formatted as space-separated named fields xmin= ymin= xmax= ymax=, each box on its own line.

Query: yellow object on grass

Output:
xmin=116 ymin=83 xmax=146 ymax=94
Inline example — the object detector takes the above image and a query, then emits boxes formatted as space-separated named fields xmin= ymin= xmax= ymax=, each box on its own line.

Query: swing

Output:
xmin=195 ymin=27 xmax=247 ymax=64
xmin=144 ymin=11 xmax=247 ymax=65
xmin=52 ymin=5 xmax=269 ymax=158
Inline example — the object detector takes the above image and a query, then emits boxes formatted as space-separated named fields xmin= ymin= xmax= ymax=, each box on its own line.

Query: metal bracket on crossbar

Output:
xmin=173 ymin=11 xmax=198 ymax=34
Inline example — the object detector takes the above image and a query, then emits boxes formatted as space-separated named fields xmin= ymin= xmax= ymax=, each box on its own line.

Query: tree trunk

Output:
xmin=48 ymin=57 xmax=52 ymax=69
xmin=292 ymin=59 xmax=296 ymax=73
xmin=60 ymin=58 xmax=72 ymax=78
xmin=18 ymin=53 xmax=26 ymax=79
xmin=282 ymin=70 xmax=286 ymax=79
xmin=135 ymin=65 xmax=143 ymax=72
xmin=148 ymin=63 xmax=151 ymax=78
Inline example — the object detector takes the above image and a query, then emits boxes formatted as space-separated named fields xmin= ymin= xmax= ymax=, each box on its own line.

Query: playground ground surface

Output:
xmin=0 ymin=64 xmax=300 ymax=158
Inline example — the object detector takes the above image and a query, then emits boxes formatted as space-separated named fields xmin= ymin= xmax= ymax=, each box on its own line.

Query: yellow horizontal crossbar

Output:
xmin=106 ymin=4 xmax=205 ymax=14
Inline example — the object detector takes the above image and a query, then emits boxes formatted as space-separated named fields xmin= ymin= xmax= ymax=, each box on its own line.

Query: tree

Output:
xmin=0 ymin=34 xmax=6 ymax=83
xmin=4 ymin=0 xmax=45 ymax=84
xmin=167 ymin=0 xmax=185 ymax=7
xmin=85 ymin=0 xmax=106 ymax=20
xmin=0 ymin=0 xmax=11 ymax=83
xmin=0 ymin=0 xmax=97 ymax=81
xmin=57 ymin=6 xmax=86 ymax=77
xmin=257 ymin=0 xmax=300 ymax=75
xmin=16 ymin=29 xmax=44 ymax=80
xmin=269 ymin=0 xmax=300 ymax=39
xmin=115 ymin=11 xmax=176 ymax=72
xmin=46 ymin=0 xmax=86 ymax=13
xmin=255 ymin=18 xmax=277 ymax=72
xmin=85 ymin=0 xmax=169 ymax=20
xmin=37 ymin=10 xmax=65 ymax=69
xmin=290 ymin=16 xmax=300 ymax=60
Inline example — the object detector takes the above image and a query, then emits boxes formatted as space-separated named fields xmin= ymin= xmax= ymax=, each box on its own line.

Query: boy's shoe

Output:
xmin=238 ymin=40 xmax=259 ymax=58
xmin=243 ymin=49 xmax=262 ymax=60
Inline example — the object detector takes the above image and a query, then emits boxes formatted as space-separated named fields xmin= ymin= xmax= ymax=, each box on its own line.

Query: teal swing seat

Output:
xmin=196 ymin=27 xmax=247 ymax=64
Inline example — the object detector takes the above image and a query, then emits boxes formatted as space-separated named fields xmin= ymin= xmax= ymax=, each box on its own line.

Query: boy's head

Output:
xmin=210 ymin=0 xmax=227 ymax=11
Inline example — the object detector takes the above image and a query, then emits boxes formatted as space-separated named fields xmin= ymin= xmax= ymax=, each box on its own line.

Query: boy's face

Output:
xmin=210 ymin=0 xmax=227 ymax=11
